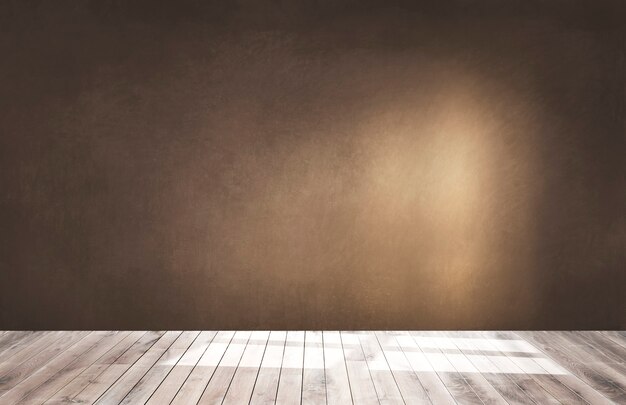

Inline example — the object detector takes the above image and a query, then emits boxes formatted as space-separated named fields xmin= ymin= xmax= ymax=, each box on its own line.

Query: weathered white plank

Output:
xmin=223 ymin=331 xmax=270 ymax=404
xmin=170 ymin=330 xmax=235 ymax=405
xmin=301 ymin=331 xmax=327 ymax=405
xmin=93 ymin=331 xmax=181 ymax=404
xmin=359 ymin=331 xmax=404 ymax=404
xmin=250 ymin=331 xmax=286 ymax=405
xmin=146 ymin=330 xmax=217 ymax=404
xmin=274 ymin=331 xmax=304 ymax=405
xmin=324 ymin=331 xmax=353 ymax=404
xmin=197 ymin=330 xmax=251 ymax=404
xmin=44 ymin=331 xmax=147 ymax=404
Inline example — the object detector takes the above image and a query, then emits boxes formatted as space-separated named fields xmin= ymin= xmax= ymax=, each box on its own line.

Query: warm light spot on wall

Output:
xmin=355 ymin=74 xmax=518 ymax=313
xmin=177 ymin=66 xmax=543 ymax=326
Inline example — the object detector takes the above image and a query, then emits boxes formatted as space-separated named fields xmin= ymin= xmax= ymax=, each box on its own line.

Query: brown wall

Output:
xmin=1 ymin=0 xmax=624 ymax=330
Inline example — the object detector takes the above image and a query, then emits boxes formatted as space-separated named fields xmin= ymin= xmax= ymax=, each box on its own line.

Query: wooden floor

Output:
xmin=0 ymin=331 xmax=624 ymax=404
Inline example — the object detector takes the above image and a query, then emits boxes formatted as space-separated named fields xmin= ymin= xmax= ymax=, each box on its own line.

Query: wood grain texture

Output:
xmin=487 ymin=331 xmax=587 ymax=405
xmin=437 ymin=331 xmax=507 ymax=405
xmin=393 ymin=332 xmax=455 ymax=404
xmin=93 ymin=331 xmax=180 ymax=404
xmin=274 ymin=331 xmax=304 ymax=405
xmin=376 ymin=331 xmax=430 ymax=404
xmin=197 ymin=330 xmax=251 ymax=404
xmin=249 ymin=331 xmax=286 ymax=405
xmin=0 ymin=332 xmax=47 ymax=364
xmin=323 ymin=331 xmax=353 ymax=404
xmin=171 ymin=330 xmax=235 ymax=405
xmin=359 ymin=331 xmax=404 ymax=404
xmin=44 ymin=330 xmax=147 ymax=404
xmin=0 ymin=331 xmax=90 ymax=397
xmin=5 ymin=331 xmax=126 ymax=404
xmin=479 ymin=331 xmax=560 ymax=405
xmin=516 ymin=331 xmax=616 ymax=405
xmin=409 ymin=331 xmax=483 ymax=404
xmin=119 ymin=331 xmax=199 ymax=404
xmin=445 ymin=331 xmax=532 ymax=405
xmin=341 ymin=332 xmax=379 ymax=405
xmin=0 ymin=331 xmax=624 ymax=404
xmin=222 ymin=331 xmax=269 ymax=405
xmin=301 ymin=331 xmax=327 ymax=405
xmin=146 ymin=330 xmax=217 ymax=404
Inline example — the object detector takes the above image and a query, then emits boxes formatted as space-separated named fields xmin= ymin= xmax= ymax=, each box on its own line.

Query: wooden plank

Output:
xmin=196 ymin=330 xmax=251 ymax=404
xmin=601 ymin=331 xmax=626 ymax=350
xmin=516 ymin=331 xmax=615 ymax=405
xmin=223 ymin=331 xmax=270 ymax=404
xmin=434 ymin=331 xmax=507 ymax=405
xmin=0 ymin=331 xmax=47 ymax=364
xmin=581 ymin=332 xmax=626 ymax=363
xmin=3 ymin=331 xmax=127 ymax=404
xmin=544 ymin=332 xmax=626 ymax=394
xmin=119 ymin=331 xmax=199 ymax=404
xmin=507 ymin=352 xmax=588 ymax=404
xmin=555 ymin=331 xmax=626 ymax=384
xmin=0 ymin=331 xmax=26 ymax=353
xmin=301 ymin=331 xmax=327 ymax=405
xmin=43 ymin=331 xmax=147 ymax=404
xmin=323 ymin=331 xmax=353 ymax=404
xmin=359 ymin=331 xmax=404 ymax=404
xmin=375 ymin=331 xmax=430 ymax=404
xmin=476 ymin=331 xmax=560 ymax=404
xmin=533 ymin=358 xmax=614 ymax=405
xmin=170 ymin=330 xmax=235 ymax=405
xmin=487 ymin=331 xmax=586 ymax=405
xmin=0 ymin=331 xmax=66 ymax=375
xmin=72 ymin=332 xmax=166 ymax=404
xmin=545 ymin=331 xmax=626 ymax=399
xmin=393 ymin=332 xmax=455 ymax=404
xmin=449 ymin=331 xmax=539 ymax=405
xmin=340 ymin=332 xmax=379 ymax=405
xmin=561 ymin=332 xmax=626 ymax=375
xmin=274 ymin=330 xmax=304 ymax=405
xmin=93 ymin=331 xmax=181 ymax=404
xmin=146 ymin=331 xmax=217 ymax=404
xmin=0 ymin=331 xmax=90 ymax=396
xmin=301 ymin=331 xmax=329 ymax=404
xmin=1 ymin=330 xmax=624 ymax=404
xmin=250 ymin=331 xmax=286 ymax=405
xmin=410 ymin=331 xmax=482 ymax=405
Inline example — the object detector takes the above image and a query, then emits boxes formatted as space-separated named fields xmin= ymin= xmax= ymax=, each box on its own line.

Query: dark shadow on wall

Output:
xmin=526 ymin=14 xmax=626 ymax=330
xmin=0 ymin=0 xmax=624 ymax=329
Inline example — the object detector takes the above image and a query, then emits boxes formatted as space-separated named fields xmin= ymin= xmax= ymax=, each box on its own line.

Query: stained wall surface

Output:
xmin=1 ymin=0 xmax=624 ymax=329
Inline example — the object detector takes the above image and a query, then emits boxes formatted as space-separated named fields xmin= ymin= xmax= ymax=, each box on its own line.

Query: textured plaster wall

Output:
xmin=1 ymin=0 xmax=624 ymax=329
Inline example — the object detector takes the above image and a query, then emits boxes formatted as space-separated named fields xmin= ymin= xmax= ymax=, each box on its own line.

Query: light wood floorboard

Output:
xmin=0 ymin=331 xmax=623 ymax=404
